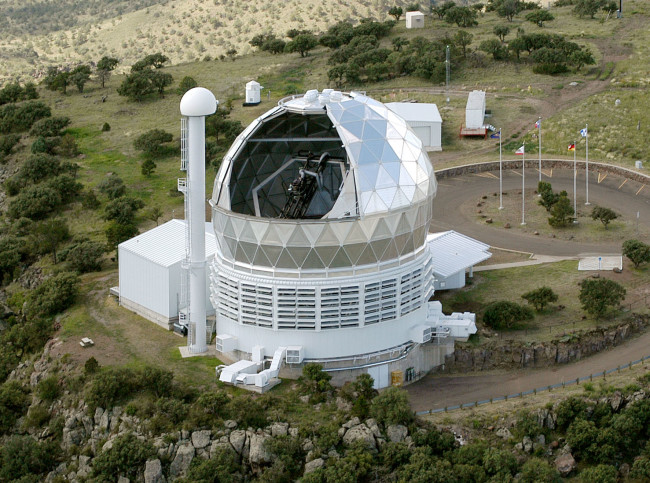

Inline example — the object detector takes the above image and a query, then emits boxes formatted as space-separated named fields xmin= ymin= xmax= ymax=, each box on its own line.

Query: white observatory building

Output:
xmin=210 ymin=90 xmax=477 ymax=388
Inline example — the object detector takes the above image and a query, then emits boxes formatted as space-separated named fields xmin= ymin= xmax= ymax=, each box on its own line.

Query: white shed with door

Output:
xmin=465 ymin=90 xmax=486 ymax=129
xmin=386 ymin=102 xmax=442 ymax=151
xmin=406 ymin=11 xmax=425 ymax=28
xmin=118 ymin=219 xmax=218 ymax=329
xmin=245 ymin=81 xmax=263 ymax=105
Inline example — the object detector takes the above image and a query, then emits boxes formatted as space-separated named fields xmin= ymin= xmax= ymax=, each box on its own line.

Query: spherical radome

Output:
xmin=180 ymin=87 xmax=218 ymax=117
xmin=211 ymin=90 xmax=437 ymax=273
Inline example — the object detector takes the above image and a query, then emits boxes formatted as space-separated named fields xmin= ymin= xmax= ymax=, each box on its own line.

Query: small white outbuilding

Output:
xmin=118 ymin=219 xmax=217 ymax=329
xmin=245 ymin=80 xmax=263 ymax=105
xmin=465 ymin=90 xmax=486 ymax=129
xmin=386 ymin=102 xmax=442 ymax=151
xmin=427 ymin=231 xmax=492 ymax=290
xmin=406 ymin=11 xmax=425 ymax=28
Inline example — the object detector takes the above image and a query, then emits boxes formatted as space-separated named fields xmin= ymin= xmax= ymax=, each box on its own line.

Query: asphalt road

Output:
xmin=407 ymin=328 xmax=650 ymax=412
xmin=431 ymin=166 xmax=650 ymax=256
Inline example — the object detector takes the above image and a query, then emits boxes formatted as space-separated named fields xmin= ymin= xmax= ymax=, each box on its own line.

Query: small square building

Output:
xmin=406 ymin=11 xmax=425 ymax=28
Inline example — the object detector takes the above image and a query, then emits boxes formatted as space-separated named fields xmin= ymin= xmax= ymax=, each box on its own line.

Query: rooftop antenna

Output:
xmin=445 ymin=45 xmax=450 ymax=104
xmin=179 ymin=87 xmax=217 ymax=354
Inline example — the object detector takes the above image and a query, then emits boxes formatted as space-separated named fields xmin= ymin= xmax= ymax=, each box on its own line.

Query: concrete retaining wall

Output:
xmin=436 ymin=159 xmax=649 ymax=184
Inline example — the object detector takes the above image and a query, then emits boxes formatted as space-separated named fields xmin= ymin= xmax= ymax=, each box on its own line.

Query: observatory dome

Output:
xmin=211 ymin=90 xmax=437 ymax=273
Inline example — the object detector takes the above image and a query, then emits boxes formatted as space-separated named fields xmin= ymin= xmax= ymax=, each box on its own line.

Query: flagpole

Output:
xmin=521 ymin=141 xmax=526 ymax=225
xmin=538 ymin=117 xmax=542 ymax=183
xmin=585 ymin=124 xmax=590 ymax=205
xmin=573 ymin=140 xmax=577 ymax=222
xmin=499 ymin=128 xmax=503 ymax=210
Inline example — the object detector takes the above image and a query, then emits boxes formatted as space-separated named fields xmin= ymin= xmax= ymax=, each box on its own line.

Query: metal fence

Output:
xmin=416 ymin=354 xmax=650 ymax=416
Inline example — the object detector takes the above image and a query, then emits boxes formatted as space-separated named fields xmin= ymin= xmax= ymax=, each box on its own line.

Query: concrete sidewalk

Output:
xmin=474 ymin=254 xmax=577 ymax=272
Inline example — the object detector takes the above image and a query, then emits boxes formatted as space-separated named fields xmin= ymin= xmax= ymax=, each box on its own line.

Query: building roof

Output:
xmin=466 ymin=90 xmax=486 ymax=111
xmin=214 ymin=90 xmax=436 ymax=218
xmin=119 ymin=219 xmax=217 ymax=268
xmin=386 ymin=102 xmax=442 ymax=124
xmin=406 ymin=10 xmax=425 ymax=16
xmin=427 ymin=231 xmax=491 ymax=277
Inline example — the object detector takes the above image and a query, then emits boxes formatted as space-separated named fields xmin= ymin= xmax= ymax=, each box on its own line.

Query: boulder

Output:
xmin=610 ymin=391 xmax=623 ymax=411
xmin=270 ymin=422 xmax=289 ymax=437
xmin=342 ymin=424 xmax=376 ymax=450
xmin=342 ymin=417 xmax=360 ymax=429
xmin=169 ymin=443 xmax=194 ymax=478
xmin=230 ymin=430 xmax=247 ymax=454
xmin=304 ymin=458 xmax=325 ymax=474
xmin=386 ymin=425 xmax=408 ymax=443
xmin=495 ymin=428 xmax=512 ymax=440
xmin=118 ymin=477 xmax=130 ymax=483
xmin=365 ymin=419 xmax=381 ymax=438
xmin=224 ymin=420 xmax=237 ymax=430
xmin=249 ymin=433 xmax=272 ymax=465
xmin=554 ymin=453 xmax=576 ymax=476
xmin=191 ymin=430 xmax=211 ymax=449
xmin=144 ymin=459 xmax=165 ymax=483
xmin=523 ymin=436 xmax=533 ymax=453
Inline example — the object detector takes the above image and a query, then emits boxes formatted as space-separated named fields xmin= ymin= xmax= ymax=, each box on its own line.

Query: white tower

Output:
xmin=179 ymin=88 xmax=217 ymax=354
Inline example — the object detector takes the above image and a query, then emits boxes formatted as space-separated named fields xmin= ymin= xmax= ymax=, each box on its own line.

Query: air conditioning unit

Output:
xmin=216 ymin=334 xmax=237 ymax=353
xmin=286 ymin=346 xmax=304 ymax=364
xmin=410 ymin=325 xmax=432 ymax=343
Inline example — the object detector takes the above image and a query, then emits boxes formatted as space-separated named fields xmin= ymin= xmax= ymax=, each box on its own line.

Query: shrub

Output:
xmin=31 ymin=135 xmax=60 ymax=154
xmin=133 ymin=129 xmax=174 ymax=156
xmin=177 ymin=76 xmax=198 ymax=95
xmin=555 ymin=396 xmax=588 ymax=431
xmin=18 ymin=153 xmax=61 ymax=183
xmin=141 ymin=159 xmax=156 ymax=176
xmin=590 ymin=206 xmax=618 ymax=228
xmin=98 ymin=174 xmax=126 ymax=199
xmin=483 ymin=447 xmax=518 ymax=477
xmin=548 ymin=192 xmax=574 ymax=227
xmin=102 ymin=122 xmax=111 ymax=132
xmin=369 ymin=386 xmax=414 ymax=426
xmin=578 ymin=278 xmax=626 ymax=318
xmin=29 ymin=116 xmax=70 ymax=137
xmin=521 ymin=286 xmax=558 ymax=311
xmin=37 ymin=375 xmax=61 ymax=401
xmin=299 ymin=363 xmax=333 ymax=403
xmin=7 ymin=184 xmax=61 ymax=220
xmin=24 ymin=404 xmax=51 ymax=429
xmin=84 ymin=357 xmax=100 ymax=375
xmin=578 ymin=464 xmax=617 ymax=483
xmin=178 ymin=447 xmax=242 ymax=482
xmin=519 ymin=457 xmax=559 ymax=482
xmin=0 ymin=101 xmax=51 ymax=134
xmin=25 ymin=272 xmax=79 ymax=318
xmin=622 ymin=239 xmax=650 ymax=268
xmin=0 ymin=381 xmax=30 ymax=434
xmin=92 ymin=433 xmax=155 ymax=480
xmin=58 ymin=133 xmax=79 ymax=157
xmin=533 ymin=63 xmax=569 ymax=75
xmin=103 ymin=196 xmax=145 ymax=225
xmin=81 ymin=190 xmax=101 ymax=210
xmin=0 ymin=436 xmax=60 ymax=481
xmin=482 ymin=301 xmax=534 ymax=329
xmin=65 ymin=240 xmax=105 ymax=273
xmin=227 ymin=395 xmax=267 ymax=429
xmin=0 ymin=133 xmax=21 ymax=156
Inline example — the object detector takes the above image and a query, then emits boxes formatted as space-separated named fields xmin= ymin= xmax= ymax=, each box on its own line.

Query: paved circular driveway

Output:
xmin=431 ymin=165 xmax=649 ymax=256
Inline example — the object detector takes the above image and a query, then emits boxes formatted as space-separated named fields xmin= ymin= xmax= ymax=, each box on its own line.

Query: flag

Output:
xmin=535 ymin=120 xmax=540 ymax=129
xmin=490 ymin=133 xmax=500 ymax=139
xmin=568 ymin=144 xmax=575 ymax=151
xmin=580 ymin=128 xmax=588 ymax=137
xmin=515 ymin=145 xmax=525 ymax=155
